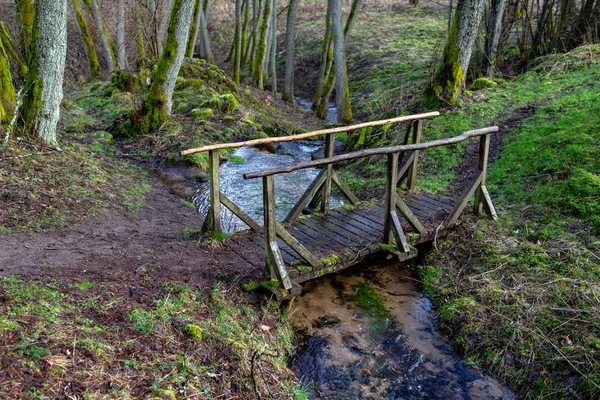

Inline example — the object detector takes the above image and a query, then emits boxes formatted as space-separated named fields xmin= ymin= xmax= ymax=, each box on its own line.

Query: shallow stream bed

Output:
xmin=290 ymin=260 xmax=514 ymax=399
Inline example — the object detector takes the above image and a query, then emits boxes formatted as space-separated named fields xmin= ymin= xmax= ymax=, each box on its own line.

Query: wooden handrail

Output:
xmin=179 ymin=111 xmax=440 ymax=156
xmin=243 ymin=127 xmax=499 ymax=179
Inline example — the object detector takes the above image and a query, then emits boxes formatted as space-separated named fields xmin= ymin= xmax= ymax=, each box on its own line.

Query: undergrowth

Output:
xmin=0 ymin=277 xmax=307 ymax=399
xmin=419 ymin=45 xmax=600 ymax=399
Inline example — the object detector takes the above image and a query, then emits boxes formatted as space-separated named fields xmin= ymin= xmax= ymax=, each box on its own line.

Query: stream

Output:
xmin=290 ymin=261 xmax=515 ymax=399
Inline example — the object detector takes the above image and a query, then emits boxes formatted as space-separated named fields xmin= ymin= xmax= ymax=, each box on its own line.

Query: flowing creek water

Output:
xmin=188 ymin=102 xmax=512 ymax=398
xmin=289 ymin=260 xmax=515 ymax=399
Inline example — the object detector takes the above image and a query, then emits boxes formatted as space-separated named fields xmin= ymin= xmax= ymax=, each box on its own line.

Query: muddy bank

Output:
xmin=290 ymin=260 xmax=514 ymax=399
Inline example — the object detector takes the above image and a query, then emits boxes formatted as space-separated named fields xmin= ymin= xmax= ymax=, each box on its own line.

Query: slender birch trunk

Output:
xmin=424 ymin=0 xmax=485 ymax=105
xmin=159 ymin=0 xmax=173 ymax=55
xmin=483 ymin=0 xmax=506 ymax=78
xmin=330 ymin=0 xmax=351 ymax=123
xmin=282 ymin=0 xmax=298 ymax=102
xmin=139 ymin=0 xmax=195 ymax=133
xmin=22 ymin=0 xmax=68 ymax=145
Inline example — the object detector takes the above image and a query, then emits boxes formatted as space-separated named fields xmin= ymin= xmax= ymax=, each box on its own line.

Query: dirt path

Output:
xmin=0 ymin=175 xmax=266 ymax=286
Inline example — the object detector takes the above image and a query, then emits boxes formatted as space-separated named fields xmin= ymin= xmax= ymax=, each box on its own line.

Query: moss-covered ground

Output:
xmin=416 ymin=45 xmax=600 ymax=399
xmin=0 ymin=277 xmax=306 ymax=398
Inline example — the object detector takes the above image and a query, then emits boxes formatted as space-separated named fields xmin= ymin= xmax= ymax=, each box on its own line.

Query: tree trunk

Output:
xmin=423 ymin=0 xmax=485 ymax=106
xmin=198 ymin=6 xmax=213 ymax=62
xmin=269 ymin=0 xmax=277 ymax=96
xmin=232 ymin=0 xmax=243 ymax=84
xmin=0 ymin=22 xmax=27 ymax=79
xmin=330 ymin=0 xmax=351 ymax=123
xmin=85 ymin=0 xmax=115 ymax=72
xmin=483 ymin=0 xmax=506 ymax=78
xmin=313 ymin=5 xmax=332 ymax=107
xmin=138 ymin=0 xmax=195 ymax=133
xmin=187 ymin=0 xmax=202 ymax=57
xmin=22 ymin=0 xmax=68 ymax=145
xmin=68 ymin=0 xmax=101 ymax=78
xmin=134 ymin=2 xmax=146 ymax=65
xmin=159 ymin=0 xmax=174 ymax=55
xmin=282 ymin=0 xmax=298 ymax=102
xmin=117 ymin=0 xmax=127 ymax=69
xmin=15 ymin=0 xmax=34 ymax=63
xmin=0 ymin=38 xmax=15 ymax=128
xmin=253 ymin=0 xmax=271 ymax=89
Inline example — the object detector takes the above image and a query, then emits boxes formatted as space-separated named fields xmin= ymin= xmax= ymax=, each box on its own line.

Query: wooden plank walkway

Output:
xmin=220 ymin=192 xmax=456 ymax=286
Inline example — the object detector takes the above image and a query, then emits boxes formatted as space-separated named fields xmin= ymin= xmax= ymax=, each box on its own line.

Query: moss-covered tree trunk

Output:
xmin=232 ymin=0 xmax=243 ymax=84
xmin=22 ymin=0 xmax=68 ymax=145
xmin=187 ymin=0 xmax=202 ymax=57
xmin=268 ymin=0 xmax=277 ymax=96
xmin=68 ymin=0 xmax=101 ymax=78
xmin=253 ymin=0 xmax=270 ymax=89
xmin=134 ymin=2 xmax=146 ymax=65
xmin=84 ymin=0 xmax=115 ymax=73
xmin=482 ymin=0 xmax=506 ymax=78
xmin=282 ymin=0 xmax=298 ymax=102
xmin=423 ymin=0 xmax=485 ymax=106
xmin=330 ymin=0 xmax=351 ymax=123
xmin=198 ymin=2 xmax=213 ymax=63
xmin=15 ymin=0 xmax=34 ymax=63
xmin=0 ymin=38 xmax=15 ymax=131
xmin=138 ymin=0 xmax=195 ymax=133
xmin=313 ymin=7 xmax=332 ymax=108
xmin=0 ymin=22 xmax=27 ymax=79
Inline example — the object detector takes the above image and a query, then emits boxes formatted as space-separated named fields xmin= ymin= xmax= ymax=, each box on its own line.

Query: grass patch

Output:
xmin=0 ymin=277 xmax=306 ymax=398
xmin=420 ymin=45 xmax=600 ymax=399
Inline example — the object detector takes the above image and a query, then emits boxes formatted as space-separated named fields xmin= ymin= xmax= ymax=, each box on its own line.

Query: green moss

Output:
xmin=0 ymin=22 xmax=27 ymax=78
xmin=190 ymin=107 xmax=213 ymax=120
xmin=470 ymin=78 xmax=498 ymax=91
xmin=183 ymin=324 xmax=204 ymax=341
xmin=349 ymin=281 xmax=392 ymax=335
xmin=0 ymin=38 xmax=15 ymax=127
xmin=320 ymin=255 xmax=340 ymax=268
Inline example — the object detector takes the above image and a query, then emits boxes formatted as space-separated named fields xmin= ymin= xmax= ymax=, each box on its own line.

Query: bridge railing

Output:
xmin=180 ymin=111 xmax=440 ymax=233
xmin=243 ymin=127 xmax=499 ymax=292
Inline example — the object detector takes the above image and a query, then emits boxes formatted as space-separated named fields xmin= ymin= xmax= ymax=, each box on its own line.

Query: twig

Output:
xmin=4 ymin=85 xmax=25 ymax=147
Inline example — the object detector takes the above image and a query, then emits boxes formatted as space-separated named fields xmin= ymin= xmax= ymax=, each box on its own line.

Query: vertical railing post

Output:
xmin=262 ymin=175 xmax=292 ymax=290
xmin=321 ymin=133 xmax=335 ymax=212
xmin=473 ymin=133 xmax=490 ymax=215
xmin=407 ymin=119 xmax=422 ymax=190
xmin=202 ymin=149 xmax=222 ymax=233
xmin=383 ymin=153 xmax=399 ymax=244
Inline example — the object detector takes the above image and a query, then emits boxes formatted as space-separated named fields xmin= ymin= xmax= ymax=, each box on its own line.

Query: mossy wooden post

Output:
xmin=473 ymin=133 xmax=497 ymax=220
xmin=263 ymin=175 xmax=292 ymax=291
xmin=407 ymin=120 xmax=422 ymax=190
xmin=321 ymin=133 xmax=335 ymax=211
xmin=202 ymin=149 xmax=222 ymax=233
xmin=383 ymin=153 xmax=410 ymax=253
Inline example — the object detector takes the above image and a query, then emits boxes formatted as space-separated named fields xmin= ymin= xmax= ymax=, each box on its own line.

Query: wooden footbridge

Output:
xmin=181 ymin=112 xmax=498 ymax=297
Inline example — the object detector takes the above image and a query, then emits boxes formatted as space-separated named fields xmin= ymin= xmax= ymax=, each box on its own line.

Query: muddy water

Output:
xmin=192 ymin=142 xmax=344 ymax=232
xmin=290 ymin=261 xmax=514 ymax=400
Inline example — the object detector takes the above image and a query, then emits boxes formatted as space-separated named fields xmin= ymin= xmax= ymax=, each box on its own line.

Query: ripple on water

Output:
xmin=290 ymin=261 xmax=515 ymax=400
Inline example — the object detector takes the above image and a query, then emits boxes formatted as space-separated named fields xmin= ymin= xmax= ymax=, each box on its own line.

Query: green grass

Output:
xmin=419 ymin=45 xmax=600 ymax=399
xmin=0 ymin=277 xmax=305 ymax=398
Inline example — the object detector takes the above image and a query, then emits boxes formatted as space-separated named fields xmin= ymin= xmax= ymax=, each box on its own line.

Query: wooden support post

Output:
xmin=263 ymin=175 xmax=292 ymax=291
xmin=407 ymin=120 xmax=422 ymax=190
xmin=473 ymin=133 xmax=490 ymax=216
xmin=384 ymin=153 xmax=410 ymax=253
xmin=310 ymin=133 xmax=336 ymax=212
xmin=202 ymin=150 xmax=222 ymax=233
